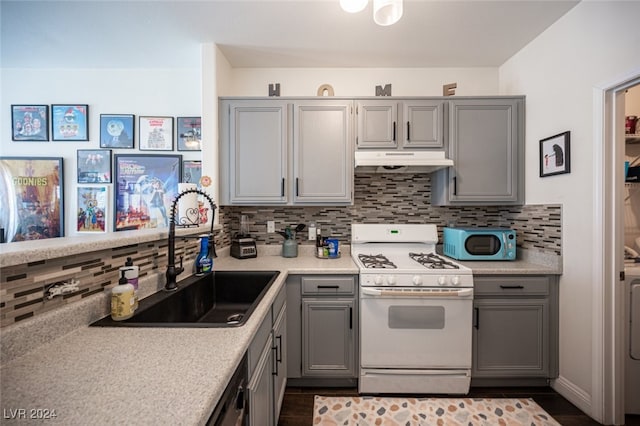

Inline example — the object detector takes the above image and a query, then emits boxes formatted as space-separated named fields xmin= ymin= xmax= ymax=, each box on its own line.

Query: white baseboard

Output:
xmin=552 ymin=375 xmax=596 ymax=420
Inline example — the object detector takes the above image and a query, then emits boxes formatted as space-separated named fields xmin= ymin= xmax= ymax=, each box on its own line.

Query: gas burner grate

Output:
xmin=358 ymin=254 xmax=397 ymax=269
xmin=409 ymin=252 xmax=460 ymax=270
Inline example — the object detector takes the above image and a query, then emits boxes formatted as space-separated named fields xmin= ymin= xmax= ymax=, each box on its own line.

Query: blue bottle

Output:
xmin=196 ymin=235 xmax=213 ymax=276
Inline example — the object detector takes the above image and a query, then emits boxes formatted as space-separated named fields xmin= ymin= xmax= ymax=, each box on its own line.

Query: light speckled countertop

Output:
xmin=0 ymin=245 xmax=559 ymax=425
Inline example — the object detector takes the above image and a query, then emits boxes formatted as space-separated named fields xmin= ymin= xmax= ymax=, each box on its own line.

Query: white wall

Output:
xmin=1 ymin=68 xmax=201 ymax=234
xmin=499 ymin=0 xmax=640 ymax=419
xmin=226 ymin=67 xmax=498 ymax=97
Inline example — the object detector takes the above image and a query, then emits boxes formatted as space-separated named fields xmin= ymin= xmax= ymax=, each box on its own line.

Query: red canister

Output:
xmin=627 ymin=116 xmax=638 ymax=135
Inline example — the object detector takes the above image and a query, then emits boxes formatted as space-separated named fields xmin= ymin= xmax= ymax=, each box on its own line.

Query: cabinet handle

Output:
xmin=453 ymin=176 xmax=457 ymax=195
xmin=474 ymin=307 xmax=479 ymax=329
xmin=276 ymin=335 xmax=282 ymax=363
xmin=272 ymin=345 xmax=278 ymax=376
xmin=349 ymin=307 xmax=353 ymax=329
xmin=407 ymin=121 xmax=410 ymax=141
xmin=295 ymin=178 xmax=299 ymax=196
xmin=393 ymin=121 xmax=396 ymax=142
xmin=281 ymin=178 xmax=285 ymax=197
xmin=317 ymin=285 xmax=339 ymax=289
xmin=499 ymin=285 xmax=525 ymax=289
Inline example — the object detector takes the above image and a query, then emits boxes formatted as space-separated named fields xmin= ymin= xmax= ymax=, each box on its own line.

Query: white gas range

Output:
xmin=351 ymin=224 xmax=474 ymax=395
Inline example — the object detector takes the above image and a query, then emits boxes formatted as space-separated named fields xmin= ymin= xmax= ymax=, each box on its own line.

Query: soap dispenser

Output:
xmin=111 ymin=270 xmax=135 ymax=321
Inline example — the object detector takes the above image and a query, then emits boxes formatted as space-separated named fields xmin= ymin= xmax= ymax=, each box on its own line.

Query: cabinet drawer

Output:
xmin=474 ymin=276 xmax=550 ymax=296
xmin=272 ymin=285 xmax=286 ymax=320
xmin=301 ymin=276 xmax=355 ymax=295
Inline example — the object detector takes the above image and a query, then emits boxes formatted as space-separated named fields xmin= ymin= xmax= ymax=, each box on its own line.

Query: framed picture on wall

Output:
xmin=77 ymin=186 xmax=108 ymax=233
xmin=77 ymin=149 xmax=112 ymax=183
xmin=113 ymin=154 xmax=182 ymax=231
xmin=540 ymin=131 xmax=571 ymax=177
xmin=100 ymin=114 xmax=135 ymax=148
xmin=182 ymin=160 xmax=202 ymax=185
xmin=0 ymin=156 xmax=64 ymax=242
xmin=139 ymin=116 xmax=174 ymax=151
xmin=11 ymin=105 xmax=49 ymax=141
xmin=177 ymin=117 xmax=202 ymax=151
xmin=51 ymin=104 xmax=89 ymax=141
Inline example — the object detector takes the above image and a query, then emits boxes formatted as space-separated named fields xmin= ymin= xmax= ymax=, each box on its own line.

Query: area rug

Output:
xmin=312 ymin=396 xmax=561 ymax=426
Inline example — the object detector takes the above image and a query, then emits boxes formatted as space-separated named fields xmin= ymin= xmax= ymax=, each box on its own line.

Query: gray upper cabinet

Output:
xmin=219 ymin=98 xmax=353 ymax=205
xmin=356 ymin=99 xmax=445 ymax=149
xmin=220 ymin=99 xmax=289 ymax=205
xmin=431 ymin=97 xmax=525 ymax=205
xmin=293 ymin=100 xmax=353 ymax=204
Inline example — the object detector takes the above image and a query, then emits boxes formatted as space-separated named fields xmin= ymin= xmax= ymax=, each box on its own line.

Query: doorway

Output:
xmin=596 ymin=70 xmax=640 ymax=425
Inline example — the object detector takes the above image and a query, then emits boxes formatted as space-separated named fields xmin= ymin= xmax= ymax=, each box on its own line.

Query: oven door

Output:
xmin=360 ymin=287 xmax=473 ymax=369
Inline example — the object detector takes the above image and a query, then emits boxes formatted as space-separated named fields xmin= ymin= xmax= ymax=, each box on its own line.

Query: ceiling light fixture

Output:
xmin=340 ymin=0 xmax=368 ymax=14
xmin=373 ymin=0 xmax=403 ymax=26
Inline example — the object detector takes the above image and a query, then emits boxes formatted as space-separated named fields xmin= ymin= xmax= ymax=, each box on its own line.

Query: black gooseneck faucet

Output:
xmin=165 ymin=189 xmax=217 ymax=292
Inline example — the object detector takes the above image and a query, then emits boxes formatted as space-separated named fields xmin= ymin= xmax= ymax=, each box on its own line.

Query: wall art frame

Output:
xmin=177 ymin=116 xmax=202 ymax=151
xmin=182 ymin=160 xmax=202 ymax=185
xmin=100 ymin=114 xmax=135 ymax=148
xmin=11 ymin=105 xmax=49 ymax=141
xmin=77 ymin=149 xmax=112 ymax=183
xmin=113 ymin=154 xmax=182 ymax=231
xmin=0 ymin=156 xmax=64 ymax=242
xmin=139 ymin=116 xmax=174 ymax=151
xmin=540 ymin=131 xmax=571 ymax=177
xmin=51 ymin=104 xmax=89 ymax=141
xmin=77 ymin=186 xmax=108 ymax=233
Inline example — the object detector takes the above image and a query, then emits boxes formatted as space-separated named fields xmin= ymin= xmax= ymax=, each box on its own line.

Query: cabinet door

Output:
xmin=473 ymin=298 xmax=549 ymax=378
xmin=293 ymin=101 xmax=353 ymax=203
xmin=432 ymin=98 xmax=524 ymax=205
xmin=402 ymin=100 xmax=445 ymax=148
xmin=248 ymin=337 xmax=274 ymax=426
xmin=272 ymin=303 xmax=287 ymax=423
xmin=228 ymin=100 xmax=289 ymax=204
xmin=356 ymin=100 xmax=397 ymax=148
xmin=302 ymin=298 xmax=355 ymax=377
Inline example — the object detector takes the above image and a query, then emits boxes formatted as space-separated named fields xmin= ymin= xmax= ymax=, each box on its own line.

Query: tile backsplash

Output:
xmin=221 ymin=173 xmax=562 ymax=254
xmin=0 ymin=173 xmax=561 ymax=328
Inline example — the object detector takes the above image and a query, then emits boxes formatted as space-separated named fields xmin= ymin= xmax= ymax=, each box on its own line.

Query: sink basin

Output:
xmin=91 ymin=270 xmax=280 ymax=328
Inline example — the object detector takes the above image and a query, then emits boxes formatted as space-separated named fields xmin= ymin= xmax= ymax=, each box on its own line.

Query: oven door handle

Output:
xmin=361 ymin=287 xmax=473 ymax=298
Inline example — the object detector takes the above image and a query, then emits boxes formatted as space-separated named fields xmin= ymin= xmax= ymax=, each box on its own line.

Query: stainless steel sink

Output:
xmin=91 ymin=270 xmax=280 ymax=328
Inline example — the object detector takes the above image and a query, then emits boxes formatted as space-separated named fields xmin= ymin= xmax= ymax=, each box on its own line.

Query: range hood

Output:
xmin=354 ymin=151 xmax=454 ymax=173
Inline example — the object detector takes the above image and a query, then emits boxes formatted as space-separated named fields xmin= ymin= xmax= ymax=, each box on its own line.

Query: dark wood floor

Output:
xmin=278 ymin=386 xmax=640 ymax=425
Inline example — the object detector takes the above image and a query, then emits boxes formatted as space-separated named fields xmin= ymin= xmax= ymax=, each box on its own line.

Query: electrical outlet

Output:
xmin=267 ymin=221 xmax=275 ymax=233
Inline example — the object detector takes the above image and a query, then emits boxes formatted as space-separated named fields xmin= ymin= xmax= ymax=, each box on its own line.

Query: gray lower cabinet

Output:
xmin=472 ymin=275 xmax=559 ymax=385
xmin=356 ymin=99 xmax=445 ymax=149
xmin=431 ymin=97 xmax=525 ymax=205
xmin=218 ymin=98 xmax=353 ymax=206
xmin=286 ymin=275 xmax=358 ymax=382
xmin=247 ymin=286 xmax=287 ymax=426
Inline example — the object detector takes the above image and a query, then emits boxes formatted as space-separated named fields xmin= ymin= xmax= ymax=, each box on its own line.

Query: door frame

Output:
xmin=594 ymin=68 xmax=640 ymax=425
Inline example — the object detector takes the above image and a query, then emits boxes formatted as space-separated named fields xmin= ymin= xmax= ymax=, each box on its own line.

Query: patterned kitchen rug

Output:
xmin=312 ymin=395 xmax=561 ymax=426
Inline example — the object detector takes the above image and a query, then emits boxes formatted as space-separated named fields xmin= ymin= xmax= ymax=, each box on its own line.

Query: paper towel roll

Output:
xmin=177 ymin=183 xmax=198 ymax=225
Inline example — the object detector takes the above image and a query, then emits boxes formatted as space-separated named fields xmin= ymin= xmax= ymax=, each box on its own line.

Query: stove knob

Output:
xmin=451 ymin=276 xmax=461 ymax=286
xmin=412 ymin=275 xmax=423 ymax=286
xmin=374 ymin=275 xmax=384 ymax=285
xmin=438 ymin=276 xmax=447 ymax=286
xmin=387 ymin=275 xmax=397 ymax=285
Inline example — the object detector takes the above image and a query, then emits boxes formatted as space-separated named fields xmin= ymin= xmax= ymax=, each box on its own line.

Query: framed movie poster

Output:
xmin=0 ymin=157 xmax=64 ymax=242
xmin=51 ymin=104 xmax=89 ymax=141
xmin=177 ymin=117 xmax=202 ymax=151
xmin=182 ymin=160 xmax=202 ymax=185
xmin=114 ymin=154 xmax=182 ymax=231
xmin=100 ymin=114 xmax=134 ymax=148
xmin=77 ymin=149 xmax=112 ymax=183
xmin=139 ymin=116 xmax=173 ymax=151
xmin=11 ymin=105 xmax=49 ymax=141
xmin=77 ymin=186 xmax=107 ymax=233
